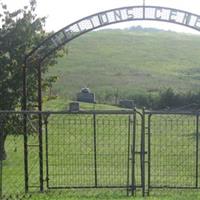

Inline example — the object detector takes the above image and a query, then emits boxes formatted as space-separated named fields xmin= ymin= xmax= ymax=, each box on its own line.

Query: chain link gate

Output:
xmin=43 ymin=110 xmax=144 ymax=195
xmin=145 ymin=110 xmax=200 ymax=194
xmin=0 ymin=110 xmax=146 ymax=198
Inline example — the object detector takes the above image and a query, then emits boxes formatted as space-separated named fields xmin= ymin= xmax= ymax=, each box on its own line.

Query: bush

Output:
xmin=94 ymin=87 xmax=200 ymax=110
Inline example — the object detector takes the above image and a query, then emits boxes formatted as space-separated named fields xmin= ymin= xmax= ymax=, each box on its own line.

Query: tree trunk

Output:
xmin=0 ymin=133 xmax=7 ymax=161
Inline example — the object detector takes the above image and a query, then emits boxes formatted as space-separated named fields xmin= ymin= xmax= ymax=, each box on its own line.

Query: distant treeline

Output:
xmin=126 ymin=25 xmax=170 ymax=32
xmin=132 ymin=88 xmax=200 ymax=110
xmin=96 ymin=88 xmax=200 ymax=110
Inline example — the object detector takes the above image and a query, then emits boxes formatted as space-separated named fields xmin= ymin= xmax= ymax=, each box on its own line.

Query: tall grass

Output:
xmin=47 ymin=29 xmax=200 ymax=103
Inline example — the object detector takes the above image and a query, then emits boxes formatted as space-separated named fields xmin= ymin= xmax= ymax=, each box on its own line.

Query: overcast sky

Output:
xmin=4 ymin=0 xmax=200 ymax=34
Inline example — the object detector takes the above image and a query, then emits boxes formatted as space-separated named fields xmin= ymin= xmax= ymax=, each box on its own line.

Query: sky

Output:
xmin=4 ymin=0 xmax=200 ymax=34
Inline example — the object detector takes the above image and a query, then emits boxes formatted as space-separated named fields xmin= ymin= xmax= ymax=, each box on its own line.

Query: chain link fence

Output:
xmin=0 ymin=109 xmax=200 ymax=199
xmin=145 ymin=110 xmax=200 ymax=195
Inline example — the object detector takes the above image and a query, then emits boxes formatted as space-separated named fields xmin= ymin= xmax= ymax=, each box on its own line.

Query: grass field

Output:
xmin=47 ymin=29 xmax=200 ymax=102
xmin=1 ymin=102 xmax=200 ymax=199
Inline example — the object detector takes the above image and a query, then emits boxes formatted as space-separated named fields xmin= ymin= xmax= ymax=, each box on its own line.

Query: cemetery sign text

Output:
xmin=27 ymin=6 xmax=200 ymax=64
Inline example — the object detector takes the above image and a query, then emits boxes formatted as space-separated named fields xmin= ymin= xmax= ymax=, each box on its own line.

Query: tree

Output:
xmin=158 ymin=88 xmax=177 ymax=109
xmin=0 ymin=0 xmax=63 ymax=160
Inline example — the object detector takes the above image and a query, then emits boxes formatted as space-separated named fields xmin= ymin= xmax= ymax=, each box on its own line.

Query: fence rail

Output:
xmin=0 ymin=109 xmax=200 ymax=199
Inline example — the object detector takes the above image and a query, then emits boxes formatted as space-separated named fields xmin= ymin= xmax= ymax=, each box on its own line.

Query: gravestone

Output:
xmin=69 ymin=102 xmax=80 ymax=112
xmin=119 ymin=99 xmax=135 ymax=109
xmin=77 ymin=87 xmax=95 ymax=103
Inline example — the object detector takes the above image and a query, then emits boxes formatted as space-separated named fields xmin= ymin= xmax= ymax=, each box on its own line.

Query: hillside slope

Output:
xmin=47 ymin=29 xmax=200 ymax=102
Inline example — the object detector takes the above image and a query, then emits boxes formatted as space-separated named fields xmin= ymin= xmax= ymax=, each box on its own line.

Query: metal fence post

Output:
xmin=0 ymin=128 xmax=3 ymax=199
xmin=196 ymin=113 xmax=199 ymax=188
xmin=131 ymin=110 xmax=136 ymax=196
xmin=141 ymin=108 xmax=145 ymax=197
xmin=93 ymin=113 xmax=98 ymax=187
xmin=147 ymin=114 xmax=152 ymax=196
xmin=38 ymin=63 xmax=44 ymax=192
xmin=38 ymin=114 xmax=44 ymax=192
xmin=23 ymin=113 xmax=28 ymax=193
xmin=23 ymin=58 xmax=29 ymax=193
xmin=126 ymin=114 xmax=131 ymax=196
xmin=44 ymin=114 xmax=50 ymax=189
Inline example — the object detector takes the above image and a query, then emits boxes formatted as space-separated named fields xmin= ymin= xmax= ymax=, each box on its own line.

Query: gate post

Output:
xmin=127 ymin=110 xmax=135 ymax=196
xmin=0 ymin=125 xmax=3 ymax=199
xmin=196 ymin=113 xmax=199 ymax=188
xmin=131 ymin=109 xmax=136 ymax=196
xmin=38 ymin=63 xmax=44 ymax=192
xmin=44 ymin=114 xmax=50 ymax=189
xmin=141 ymin=108 xmax=145 ymax=197
xmin=23 ymin=112 xmax=29 ymax=193
xmin=147 ymin=113 xmax=152 ymax=196
xmin=93 ymin=113 xmax=98 ymax=187
xmin=23 ymin=58 xmax=28 ymax=193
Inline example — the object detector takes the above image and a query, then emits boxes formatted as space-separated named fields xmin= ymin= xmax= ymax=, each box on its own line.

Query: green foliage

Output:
xmin=0 ymin=0 xmax=62 ymax=110
xmin=128 ymin=88 xmax=200 ymax=110
xmin=0 ymin=0 xmax=64 ymax=159
xmin=158 ymin=88 xmax=177 ymax=108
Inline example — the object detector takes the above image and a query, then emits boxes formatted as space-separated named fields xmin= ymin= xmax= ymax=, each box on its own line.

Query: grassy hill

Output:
xmin=47 ymin=28 xmax=200 ymax=103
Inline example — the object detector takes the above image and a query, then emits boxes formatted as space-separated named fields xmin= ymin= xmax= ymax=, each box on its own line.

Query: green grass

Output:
xmin=2 ymin=108 xmax=200 ymax=199
xmin=27 ymin=190 xmax=200 ymax=200
xmin=43 ymin=97 xmax=125 ymax=111
xmin=47 ymin=29 xmax=200 ymax=101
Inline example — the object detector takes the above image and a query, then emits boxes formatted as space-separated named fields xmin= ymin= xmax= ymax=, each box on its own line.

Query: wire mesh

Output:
xmin=26 ymin=114 xmax=41 ymax=193
xmin=0 ymin=113 xmax=31 ymax=200
xmin=1 ymin=110 xmax=200 ymax=199
xmin=148 ymin=113 xmax=197 ymax=189
xmin=134 ymin=113 xmax=143 ymax=189
xmin=96 ymin=114 xmax=130 ymax=187
xmin=46 ymin=114 xmax=95 ymax=188
xmin=45 ymin=113 xmax=133 ymax=189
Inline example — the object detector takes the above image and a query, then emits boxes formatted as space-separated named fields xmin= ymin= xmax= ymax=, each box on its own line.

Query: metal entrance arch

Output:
xmin=23 ymin=3 xmax=200 ymax=195
xmin=23 ymin=5 xmax=200 ymax=112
